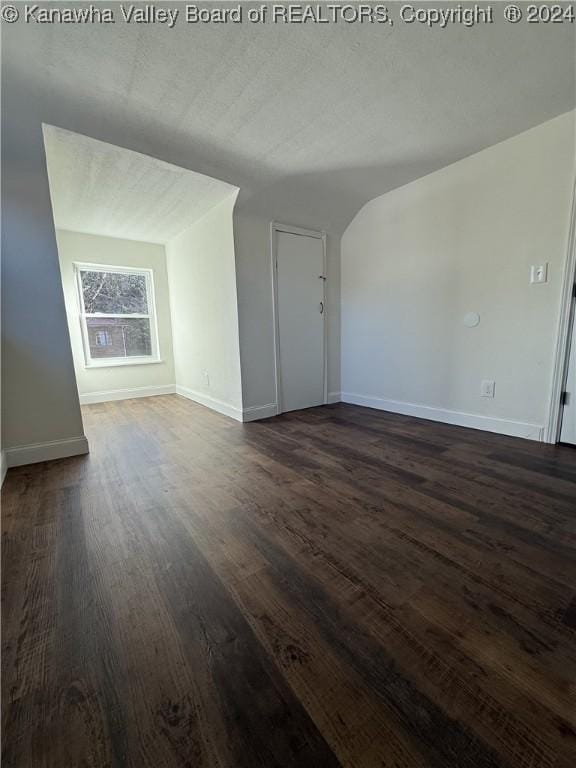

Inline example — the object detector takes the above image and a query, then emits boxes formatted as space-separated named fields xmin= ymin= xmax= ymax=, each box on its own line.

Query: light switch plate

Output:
xmin=481 ymin=379 xmax=495 ymax=398
xmin=530 ymin=264 xmax=548 ymax=284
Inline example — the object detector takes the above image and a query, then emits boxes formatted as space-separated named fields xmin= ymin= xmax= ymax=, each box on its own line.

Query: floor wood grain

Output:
xmin=2 ymin=395 xmax=576 ymax=767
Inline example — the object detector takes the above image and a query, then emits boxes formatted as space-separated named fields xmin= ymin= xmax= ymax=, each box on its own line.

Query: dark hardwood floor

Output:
xmin=2 ymin=395 xmax=576 ymax=767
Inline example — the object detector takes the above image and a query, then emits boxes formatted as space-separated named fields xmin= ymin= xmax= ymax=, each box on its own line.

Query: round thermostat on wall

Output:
xmin=463 ymin=312 xmax=480 ymax=328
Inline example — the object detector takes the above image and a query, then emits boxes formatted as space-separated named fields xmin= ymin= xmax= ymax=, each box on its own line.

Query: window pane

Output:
xmin=81 ymin=270 xmax=148 ymax=314
xmin=86 ymin=317 xmax=152 ymax=359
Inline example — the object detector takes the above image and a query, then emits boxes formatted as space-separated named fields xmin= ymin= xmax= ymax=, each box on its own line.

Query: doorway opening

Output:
xmin=547 ymin=182 xmax=576 ymax=446
xmin=43 ymin=125 xmax=242 ymax=423
xmin=559 ymin=300 xmax=576 ymax=445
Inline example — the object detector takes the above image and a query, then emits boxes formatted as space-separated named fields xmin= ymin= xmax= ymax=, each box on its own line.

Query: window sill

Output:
xmin=84 ymin=358 xmax=164 ymax=369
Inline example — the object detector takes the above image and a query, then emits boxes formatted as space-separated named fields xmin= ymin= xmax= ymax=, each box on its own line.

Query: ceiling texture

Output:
xmin=43 ymin=125 xmax=238 ymax=243
xmin=4 ymin=2 xmax=575 ymax=232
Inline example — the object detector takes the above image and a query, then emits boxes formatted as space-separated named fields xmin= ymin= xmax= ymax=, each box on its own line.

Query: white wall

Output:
xmin=166 ymin=194 xmax=243 ymax=418
xmin=56 ymin=230 xmax=175 ymax=403
xmin=341 ymin=111 xmax=576 ymax=441
xmin=1 ymin=84 xmax=87 ymax=464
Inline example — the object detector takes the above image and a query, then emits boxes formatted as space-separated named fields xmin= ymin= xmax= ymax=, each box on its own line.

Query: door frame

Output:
xmin=270 ymin=221 xmax=328 ymax=416
xmin=545 ymin=177 xmax=576 ymax=443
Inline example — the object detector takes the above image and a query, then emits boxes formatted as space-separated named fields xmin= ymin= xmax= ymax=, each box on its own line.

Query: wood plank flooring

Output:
xmin=2 ymin=395 xmax=576 ymax=767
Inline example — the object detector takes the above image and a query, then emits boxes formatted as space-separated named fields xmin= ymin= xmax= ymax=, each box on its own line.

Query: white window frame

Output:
xmin=74 ymin=262 xmax=161 ymax=368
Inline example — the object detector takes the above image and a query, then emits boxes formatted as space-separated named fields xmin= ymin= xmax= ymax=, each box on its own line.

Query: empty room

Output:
xmin=1 ymin=3 xmax=575 ymax=768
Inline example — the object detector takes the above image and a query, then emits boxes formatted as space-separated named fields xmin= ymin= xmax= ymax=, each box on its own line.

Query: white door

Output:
xmin=560 ymin=302 xmax=576 ymax=445
xmin=275 ymin=229 xmax=325 ymax=413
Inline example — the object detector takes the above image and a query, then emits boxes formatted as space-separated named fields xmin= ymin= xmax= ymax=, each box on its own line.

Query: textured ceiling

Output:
xmin=4 ymin=3 xmax=575 ymax=231
xmin=43 ymin=125 xmax=238 ymax=243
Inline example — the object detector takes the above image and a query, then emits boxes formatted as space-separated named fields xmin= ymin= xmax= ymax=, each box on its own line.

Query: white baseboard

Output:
xmin=242 ymin=397 xmax=340 ymax=421
xmin=176 ymin=385 xmax=243 ymax=422
xmin=1 ymin=451 xmax=7 ymax=487
xmin=80 ymin=384 xmax=176 ymax=405
xmin=341 ymin=392 xmax=544 ymax=442
xmin=5 ymin=435 xmax=90 ymax=469
xmin=242 ymin=403 xmax=278 ymax=422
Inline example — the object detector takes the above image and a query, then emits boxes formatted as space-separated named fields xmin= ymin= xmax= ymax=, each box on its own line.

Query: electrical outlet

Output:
xmin=530 ymin=264 xmax=548 ymax=284
xmin=202 ymin=370 xmax=210 ymax=388
xmin=481 ymin=379 xmax=495 ymax=398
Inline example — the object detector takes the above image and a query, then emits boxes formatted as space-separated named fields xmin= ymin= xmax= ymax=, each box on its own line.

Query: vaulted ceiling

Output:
xmin=4 ymin=5 xmax=575 ymax=231
xmin=44 ymin=125 xmax=238 ymax=243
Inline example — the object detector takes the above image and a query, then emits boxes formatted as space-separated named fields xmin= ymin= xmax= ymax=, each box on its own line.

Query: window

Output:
xmin=75 ymin=263 xmax=160 ymax=367
xmin=94 ymin=330 xmax=112 ymax=347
